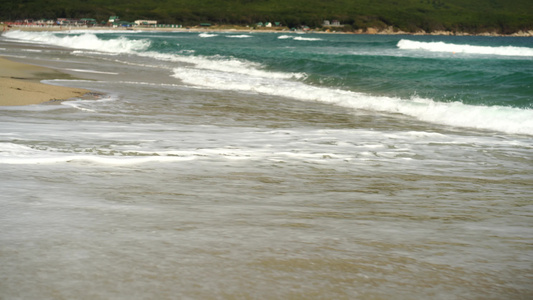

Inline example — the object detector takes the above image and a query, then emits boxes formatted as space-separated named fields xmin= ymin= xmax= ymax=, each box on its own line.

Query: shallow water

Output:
xmin=0 ymin=31 xmax=532 ymax=299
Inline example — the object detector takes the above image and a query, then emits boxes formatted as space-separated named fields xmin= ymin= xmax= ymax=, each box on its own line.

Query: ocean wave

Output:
xmin=0 ymin=142 xmax=273 ymax=165
xmin=3 ymin=30 xmax=151 ymax=53
xmin=0 ymin=143 xmax=198 ymax=165
xmin=171 ymin=64 xmax=533 ymax=135
xmin=397 ymin=39 xmax=533 ymax=57
xmin=0 ymin=138 xmax=367 ymax=165
xmin=5 ymin=30 xmax=531 ymax=135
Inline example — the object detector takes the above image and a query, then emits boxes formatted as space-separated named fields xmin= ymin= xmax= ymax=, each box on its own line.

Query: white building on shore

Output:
xmin=323 ymin=20 xmax=343 ymax=27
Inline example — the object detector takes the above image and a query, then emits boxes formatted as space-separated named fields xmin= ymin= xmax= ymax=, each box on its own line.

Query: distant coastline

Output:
xmin=3 ymin=24 xmax=533 ymax=37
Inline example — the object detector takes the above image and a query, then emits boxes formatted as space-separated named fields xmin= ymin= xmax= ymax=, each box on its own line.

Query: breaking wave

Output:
xmin=171 ymin=58 xmax=533 ymax=135
xmin=397 ymin=39 xmax=533 ymax=57
xmin=3 ymin=30 xmax=150 ymax=53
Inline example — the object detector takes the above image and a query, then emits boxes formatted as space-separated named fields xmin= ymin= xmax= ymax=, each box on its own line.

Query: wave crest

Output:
xmin=3 ymin=30 xmax=151 ymax=53
xmin=397 ymin=39 xmax=533 ymax=57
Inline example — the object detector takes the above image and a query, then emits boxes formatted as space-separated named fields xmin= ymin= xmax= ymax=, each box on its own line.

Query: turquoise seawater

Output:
xmin=133 ymin=32 xmax=533 ymax=108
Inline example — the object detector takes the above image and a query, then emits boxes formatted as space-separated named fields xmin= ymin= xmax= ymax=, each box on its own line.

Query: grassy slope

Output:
xmin=1 ymin=0 xmax=532 ymax=33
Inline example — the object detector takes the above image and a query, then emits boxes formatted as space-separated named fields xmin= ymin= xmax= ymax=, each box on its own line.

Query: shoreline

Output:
xmin=0 ymin=56 xmax=92 ymax=106
xmin=4 ymin=24 xmax=533 ymax=37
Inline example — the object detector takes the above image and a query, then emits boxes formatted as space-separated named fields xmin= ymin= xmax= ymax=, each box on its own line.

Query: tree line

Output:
xmin=1 ymin=0 xmax=532 ymax=34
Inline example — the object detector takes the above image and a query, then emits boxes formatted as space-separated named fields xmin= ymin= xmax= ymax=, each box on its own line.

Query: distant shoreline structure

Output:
xmin=3 ymin=23 xmax=533 ymax=37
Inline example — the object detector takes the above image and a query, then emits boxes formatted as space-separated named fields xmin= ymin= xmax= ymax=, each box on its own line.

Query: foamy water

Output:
xmin=1 ymin=31 xmax=532 ymax=299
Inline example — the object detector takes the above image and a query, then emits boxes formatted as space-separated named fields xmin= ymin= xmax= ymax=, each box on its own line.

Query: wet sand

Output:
xmin=0 ymin=56 xmax=90 ymax=106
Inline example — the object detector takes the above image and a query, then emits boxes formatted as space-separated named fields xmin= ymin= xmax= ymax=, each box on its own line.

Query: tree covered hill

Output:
xmin=1 ymin=0 xmax=532 ymax=34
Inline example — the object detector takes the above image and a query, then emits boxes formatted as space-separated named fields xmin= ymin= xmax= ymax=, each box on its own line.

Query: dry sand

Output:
xmin=0 ymin=56 xmax=91 ymax=106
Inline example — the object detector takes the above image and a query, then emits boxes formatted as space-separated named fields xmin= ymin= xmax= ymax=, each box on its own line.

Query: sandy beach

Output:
xmin=0 ymin=56 xmax=90 ymax=106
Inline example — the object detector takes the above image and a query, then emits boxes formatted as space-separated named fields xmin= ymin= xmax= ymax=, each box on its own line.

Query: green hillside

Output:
xmin=1 ymin=0 xmax=532 ymax=34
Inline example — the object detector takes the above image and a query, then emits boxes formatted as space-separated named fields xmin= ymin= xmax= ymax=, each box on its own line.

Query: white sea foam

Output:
xmin=397 ymin=39 xmax=533 ymax=57
xmin=3 ymin=30 xmax=150 ymax=53
xmin=4 ymin=124 xmax=526 ymax=165
xmin=294 ymin=36 xmax=322 ymax=41
xmin=0 ymin=143 xmax=198 ymax=165
xmin=199 ymin=33 xmax=218 ymax=38
xmin=20 ymin=49 xmax=43 ymax=52
xmin=60 ymin=101 xmax=97 ymax=112
xmin=0 ymin=140 xmax=278 ymax=165
xmin=72 ymin=50 xmax=120 ymax=56
xmin=64 ymin=29 xmax=144 ymax=34
xmin=277 ymin=35 xmax=322 ymax=41
xmin=57 ymin=93 xmax=119 ymax=112
xmin=226 ymin=35 xmax=252 ymax=38
xmin=0 ymin=135 xmax=369 ymax=165
xmin=65 ymin=68 xmax=119 ymax=75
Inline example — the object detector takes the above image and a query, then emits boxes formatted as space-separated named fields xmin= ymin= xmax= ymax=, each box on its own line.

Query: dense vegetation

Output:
xmin=1 ymin=0 xmax=532 ymax=34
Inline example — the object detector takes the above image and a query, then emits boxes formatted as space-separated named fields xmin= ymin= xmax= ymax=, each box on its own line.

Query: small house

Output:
xmin=108 ymin=16 xmax=119 ymax=24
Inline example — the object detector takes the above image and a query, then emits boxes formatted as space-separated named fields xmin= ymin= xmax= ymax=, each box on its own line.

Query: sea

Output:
xmin=1 ymin=29 xmax=532 ymax=299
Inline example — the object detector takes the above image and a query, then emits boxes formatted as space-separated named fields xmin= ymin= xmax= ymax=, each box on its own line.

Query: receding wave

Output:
xmin=0 ymin=143 xmax=198 ymax=165
xmin=0 ymin=142 xmax=320 ymax=165
xmin=397 ymin=39 xmax=533 ymax=57
xmin=3 ymin=30 xmax=150 ymax=53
